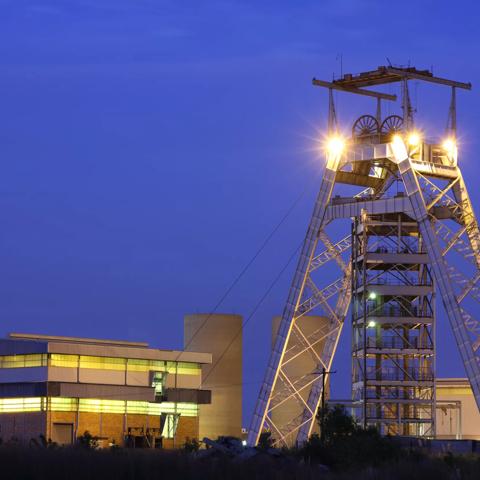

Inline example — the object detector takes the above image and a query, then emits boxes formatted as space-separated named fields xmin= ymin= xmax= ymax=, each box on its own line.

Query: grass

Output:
xmin=0 ymin=445 xmax=479 ymax=480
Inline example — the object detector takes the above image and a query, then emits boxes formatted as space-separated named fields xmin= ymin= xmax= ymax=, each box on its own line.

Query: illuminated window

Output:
xmin=0 ymin=354 xmax=47 ymax=369
xmin=0 ymin=397 xmax=43 ymax=413
xmin=50 ymin=354 xmax=78 ymax=368
xmin=79 ymin=356 xmax=126 ymax=371
xmin=151 ymin=372 xmax=166 ymax=398
xmin=50 ymin=397 xmax=78 ymax=412
xmin=79 ymin=398 xmax=125 ymax=414
xmin=167 ymin=361 xmax=201 ymax=375
xmin=126 ymin=359 xmax=150 ymax=372
xmin=161 ymin=414 xmax=179 ymax=438
xmin=127 ymin=359 xmax=166 ymax=372
xmin=153 ymin=402 xmax=198 ymax=417
xmin=150 ymin=360 xmax=166 ymax=370
xmin=125 ymin=400 xmax=142 ymax=414
xmin=146 ymin=402 xmax=162 ymax=416
xmin=0 ymin=396 xmax=199 ymax=416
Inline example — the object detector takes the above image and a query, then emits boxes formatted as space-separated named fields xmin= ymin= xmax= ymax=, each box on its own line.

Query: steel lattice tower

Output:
xmin=351 ymin=212 xmax=435 ymax=436
xmin=247 ymin=66 xmax=480 ymax=447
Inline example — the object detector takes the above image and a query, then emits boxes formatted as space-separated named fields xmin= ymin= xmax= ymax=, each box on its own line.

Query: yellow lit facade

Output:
xmin=0 ymin=333 xmax=211 ymax=448
xmin=0 ymin=353 xmax=201 ymax=375
xmin=436 ymin=378 xmax=480 ymax=440
xmin=0 ymin=397 xmax=198 ymax=416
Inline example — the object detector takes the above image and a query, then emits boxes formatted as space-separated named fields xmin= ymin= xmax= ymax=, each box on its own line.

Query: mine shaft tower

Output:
xmin=248 ymin=65 xmax=480 ymax=446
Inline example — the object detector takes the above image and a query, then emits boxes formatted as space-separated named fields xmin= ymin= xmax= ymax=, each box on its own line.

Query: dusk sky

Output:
xmin=1 ymin=0 xmax=480 ymax=425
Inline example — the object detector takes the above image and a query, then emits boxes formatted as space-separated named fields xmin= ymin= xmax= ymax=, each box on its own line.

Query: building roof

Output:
xmin=2 ymin=333 xmax=212 ymax=364
xmin=436 ymin=378 xmax=471 ymax=387
xmin=9 ymin=333 xmax=148 ymax=348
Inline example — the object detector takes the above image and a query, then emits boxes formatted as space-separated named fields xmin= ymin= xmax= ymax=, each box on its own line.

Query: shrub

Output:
xmin=258 ymin=432 xmax=274 ymax=450
xmin=183 ymin=437 xmax=200 ymax=453
xmin=300 ymin=404 xmax=402 ymax=469
xmin=77 ymin=431 xmax=100 ymax=449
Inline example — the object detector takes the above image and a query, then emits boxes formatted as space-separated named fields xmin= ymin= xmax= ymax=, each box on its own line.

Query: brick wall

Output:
xmin=0 ymin=412 xmax=46 ymax=444
xmin=0 ymin=410 xmax=200 ymax=448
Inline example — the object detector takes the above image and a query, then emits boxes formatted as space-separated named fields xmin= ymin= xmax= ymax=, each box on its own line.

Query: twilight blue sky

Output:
xmin=1 ymin=0 xmax=480 ymax=425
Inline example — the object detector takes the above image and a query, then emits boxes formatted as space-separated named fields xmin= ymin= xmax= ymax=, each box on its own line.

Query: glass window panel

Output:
xmin=161 ymin=414 xmax=179 ymax=438
xmin=156 ymin=402 xmax=198 ymax=417
xmin=151 ymin=372 xmax=166 ymax=397
xmin=0 ymin=354 xmax=47 ymax=369
xmin=167 ymin=361 xmax=201 ymax=375
xmin=149 ymin=360 xmax=166 ymax=370
xmin=0 ymin=397 xmax=43 ymax=412
xmin=50 ymin=397 xmax=78 ymax=412
xmin=50 ymin=354 xmax=78 ymax=368
xmin=127 ymin=359 xmax=167 ymax=372
xmin=79 ymin=356 xmax=126 ymax=371
xmin=126 ymin=400 xmax=148 ymax=414
xmin=147 ymin=403 xmax=162 ymax=416
xmin=126 ymin=359 xmax=149 ymax=372
xmin=79 ymin=398 xmax=125 ymax=414
xmin=0 ymin=396 xmax=199 ymax=416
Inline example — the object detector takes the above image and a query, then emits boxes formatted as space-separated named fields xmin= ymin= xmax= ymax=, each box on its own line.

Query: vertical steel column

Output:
xmin=397 ymin=153 xmax=480 ymax=413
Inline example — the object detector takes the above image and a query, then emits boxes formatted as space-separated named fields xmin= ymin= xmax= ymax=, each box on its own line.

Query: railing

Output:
xmin=364 ymin=389 xmax=433 ymax=401
xmin=367 ymin=246 xmax=425 ymax=254
xmin=354 ymin=337 xmax=433 ymax=350
xmin=353 ymin=307 xmax=433 ymax=320
xmin=356 ymin=366 xmax=434 ymax=382
xmin=364 ymin=407 xmax=434 ymax=420
xmin=365 ymin=277 xmax=432 ymax=287
xmin=363 ymin=305 xmax=432 ymax=318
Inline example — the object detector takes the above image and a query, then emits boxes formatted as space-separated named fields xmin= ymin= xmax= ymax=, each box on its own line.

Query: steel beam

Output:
xmin=312 ymin=79 xmax=397 ymax=101
xmin=396 ymin=152 xmax=480 ymax=414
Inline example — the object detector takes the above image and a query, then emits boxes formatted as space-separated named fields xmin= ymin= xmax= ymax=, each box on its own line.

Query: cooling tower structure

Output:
xmin=184 ymin=313 xmax=242 ymax=440
xmin=272 ymin=315 xmax=330 ymax=437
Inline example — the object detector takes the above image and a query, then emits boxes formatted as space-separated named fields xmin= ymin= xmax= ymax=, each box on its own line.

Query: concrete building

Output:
xmin=184 ymin=314 xmax=242 ymax=440
xmin=0 ymin=333 xmax=211 ymax=448
xmin=436 ymin=378 xmax=480 ymax=440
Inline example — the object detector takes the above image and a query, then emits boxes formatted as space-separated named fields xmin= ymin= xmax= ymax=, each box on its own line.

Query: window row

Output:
xmin=0 ymin=397 xmax=198 ymax=417
xmin=0 ymin=354 xmax=200 ymax=375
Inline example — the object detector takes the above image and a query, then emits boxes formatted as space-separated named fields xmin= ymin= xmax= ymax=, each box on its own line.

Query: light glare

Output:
xmin=443 ymin=138 xmax=456 ymax=153
xmin=391 ymin=134 xmax=408 ymax=161
xmin=367 ymin=321 xmax=376 ymax=328
xmin=407 ymin=132 xmax=421 ymax=147
xmin=326 ymin=136 xmax=345 ymax=156
xmin=368 ymin=292 xmax=377 ymax=300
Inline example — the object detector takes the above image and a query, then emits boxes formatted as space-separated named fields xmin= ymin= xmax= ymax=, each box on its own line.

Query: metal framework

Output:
xmin=351 ymin=212 xmax=435 ymax=436
xmin=248 ymin=65 xmax=479 ymax=447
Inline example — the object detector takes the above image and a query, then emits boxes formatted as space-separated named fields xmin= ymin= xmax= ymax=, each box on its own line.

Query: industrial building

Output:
xmin=0 ymin=333 xmax=211 ymax=447
xmin=0 ymin=323 xmax=479 ymax=447
xmin=436 ymin=378 xmax=480 ymax=440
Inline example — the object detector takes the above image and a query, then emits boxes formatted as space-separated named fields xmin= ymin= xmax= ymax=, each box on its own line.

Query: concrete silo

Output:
xmin=184 ymin=313 xmax=242 ymax=440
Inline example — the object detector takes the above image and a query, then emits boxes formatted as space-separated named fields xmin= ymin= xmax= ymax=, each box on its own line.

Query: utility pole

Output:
xmin=320 ymin=368 xmax=336 ymax=443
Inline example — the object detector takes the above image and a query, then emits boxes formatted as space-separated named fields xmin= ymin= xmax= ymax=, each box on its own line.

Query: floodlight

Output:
xmin=443 ymin=138 xmax=456 ymax=154
xmin=407 ymin=132 xmax=421 ymax=147
xmin=326 ymin=136 xmax=345 ymax=156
